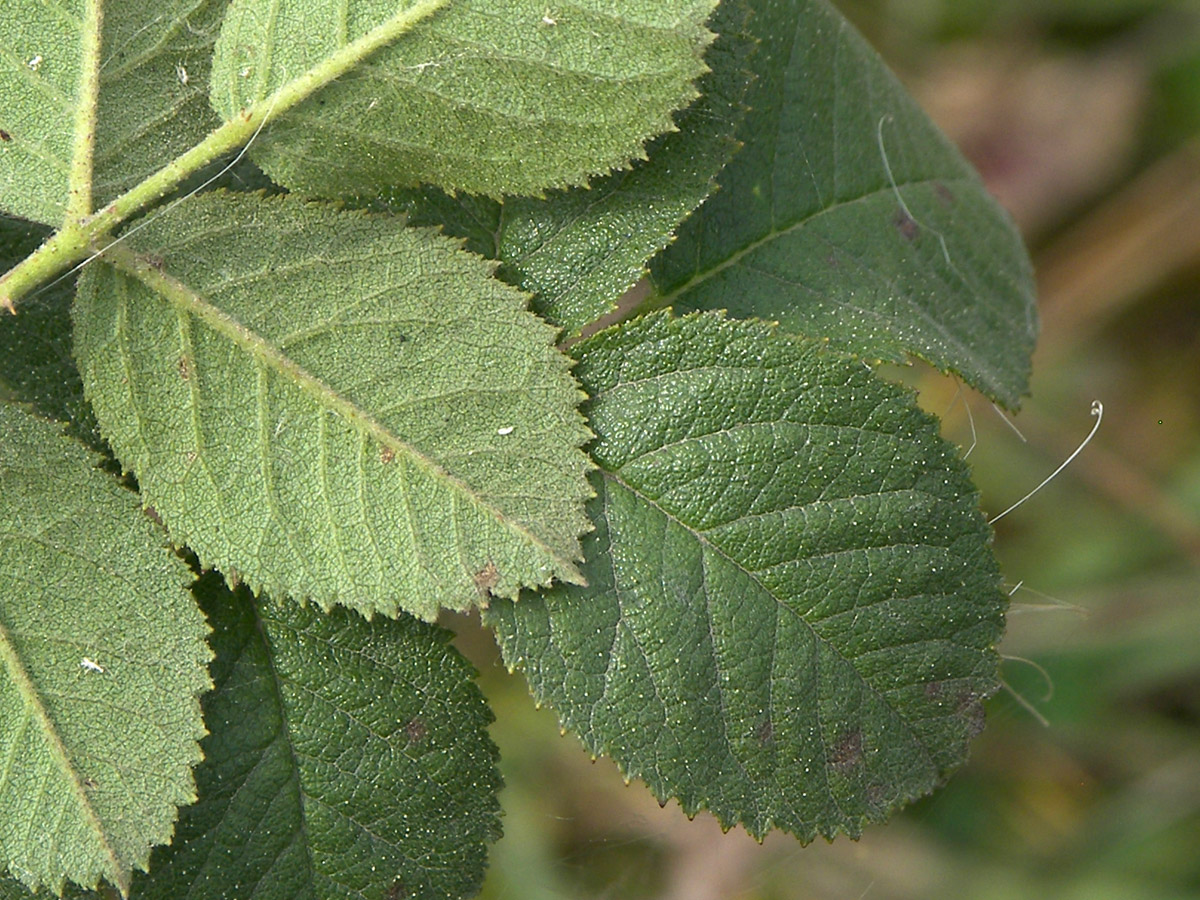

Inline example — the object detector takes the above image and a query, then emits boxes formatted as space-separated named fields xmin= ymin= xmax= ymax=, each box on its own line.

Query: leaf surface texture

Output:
xmin=0 ymin=405 xmax=211 ymax=895
xmin=210 ymin=0 xmax=718 ymax=198
xmin=0 ymin=3 xmax=226 ymax=225
xmin=649 ymin=0 xmax=1038 ymax=406
xmin=74 ymin=191 xmax=593 ymax=620
xmin=487 ymin=312 xmax=1006 ymax=839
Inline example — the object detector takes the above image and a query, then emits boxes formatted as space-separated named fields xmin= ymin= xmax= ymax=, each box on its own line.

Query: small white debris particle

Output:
xmin=541 ymin=11 xmax=557 ymax=25
xmin=176 ymin=63 xmax=188 ymax=85
xmin=239 ymin=66 xmax=251 ymax=78
xmin=80 ymin=657 xmax=105 ymax=674
xmin=497 ymin=426 xmax=515 ymax=436
xmin=27 ymin=55 xmax=43 ymax=71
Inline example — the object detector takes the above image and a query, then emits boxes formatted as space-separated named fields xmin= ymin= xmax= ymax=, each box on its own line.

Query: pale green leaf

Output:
xmin=73 ymin=191 xmax=593 ymax=621
xmin=389 ymin=0 xmax=753 ymax=337
xmin=0 ymin=3 xmax=225 ymax=226
xmin=210 ymin=0 xmax=718 ymax=198
xmin=648 ymin=0 xmax=1038 ymax=407
xmin=0 ymin=404 xmax=212 ymax=896
xmin=486 ymin=311 xmax=1005 ymax=840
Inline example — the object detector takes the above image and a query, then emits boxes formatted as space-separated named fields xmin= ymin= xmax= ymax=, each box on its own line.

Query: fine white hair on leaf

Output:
xmin=989 ymin=401 xmax=1104 ymax=525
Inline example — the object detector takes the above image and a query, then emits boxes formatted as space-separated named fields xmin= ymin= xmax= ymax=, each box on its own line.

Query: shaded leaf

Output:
xmin=648 ymin=0 xmax=1038 ymax=407
xmin=0 ymin=404 xmax=211 ymax=895
xmin=210 ymin=0 xmax=718 ymax=198
xmin=74 ymin=191 xmax=592 ymax=620
xmin=486 ymin=312 xmax=1005 ymax=840
xmin=0 ymin=216 xmax=96 ymax=445
xmin=0 ymin=3 xmax=226 ymax=225
xmin=391 ymin=0 xmax=754 ymax=337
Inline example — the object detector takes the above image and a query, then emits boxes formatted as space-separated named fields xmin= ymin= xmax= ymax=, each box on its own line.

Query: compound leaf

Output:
xmin=391 ymin=0 xmax=753 ymax=338
xmin=0 ymin=404 xmax=211 ymax=896
xmin=648 ymin=0 xmax=1038 ymax=407
xmin=210 ymin=0 xmax=718 ymax=199
xmin=74 ymin=191 xmax=593 ymax=621
xmin=486 ymin=311 xmax=1006 ymax=840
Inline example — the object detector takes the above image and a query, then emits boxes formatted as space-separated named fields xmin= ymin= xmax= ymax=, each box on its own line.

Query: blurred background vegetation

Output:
xmin=445 ymin=1 xmax=1200 ymax=898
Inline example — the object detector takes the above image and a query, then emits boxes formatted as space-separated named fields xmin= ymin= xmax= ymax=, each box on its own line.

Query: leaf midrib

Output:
xmin=0 ymin=616 xmax=125 ymax=892
xmin=103 ymin=245 xmax=582 ymax=579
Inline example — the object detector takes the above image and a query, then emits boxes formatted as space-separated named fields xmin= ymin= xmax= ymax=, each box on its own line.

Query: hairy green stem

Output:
xmin=0 ymin=0 xmax=451 ymax=314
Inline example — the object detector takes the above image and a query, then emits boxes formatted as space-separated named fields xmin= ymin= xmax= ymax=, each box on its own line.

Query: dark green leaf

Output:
xmin=648 ymin=0 xmax=1037 ymax=406
xmin=486 ymin=311 xmax=1005 ymax=840
xmin=391 ymin=0 xmax=754 ymax=337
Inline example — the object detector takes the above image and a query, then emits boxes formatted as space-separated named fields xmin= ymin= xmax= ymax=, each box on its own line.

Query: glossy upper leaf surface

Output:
xmin=0 ymin=405 xmax=211 ymax=896
xmin=210 ymin=0 xmax=719 ymax=199
xmin=74 ymin=191 xmax=593 ymax=621
xmin=649 ymin=0 xmax=1038 ymax=407
xmin=487 ymin=312 xmax=1006 ymax=840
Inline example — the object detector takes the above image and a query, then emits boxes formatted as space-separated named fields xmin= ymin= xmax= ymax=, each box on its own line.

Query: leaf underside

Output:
xmin=0 ymin=2 xmax=225 ymax=226
xmin=211 ymin=0 xmax=719 ymax=199
xmin=649 ymin=0 xmax=1038 ymax=407
xmin=486 ymin=312 xmax=1006 ymax=841
xmin=0 ymin=404 xmax=211 ymax=896
xmin=74 ymin=191 xmax=593 ymax=621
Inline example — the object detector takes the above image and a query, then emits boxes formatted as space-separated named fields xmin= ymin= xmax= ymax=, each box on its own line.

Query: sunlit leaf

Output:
xmin=210 ymin=0 xmax=719 ymax=198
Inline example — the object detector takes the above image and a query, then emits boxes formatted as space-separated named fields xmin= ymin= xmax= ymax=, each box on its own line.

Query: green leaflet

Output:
xmin=390 ymin=0 xmax=753 ymax=338
xmin=73 ymin=191 xmax=593 ymax=621
xmin=648 ymin=0 xmax=1038 ymax=407
xmin=0 ymin=404 xmax=211 ymax=896
xmin=210 ymin=0 xmax=718 ymax=199
xmin=0 ymin=3 xmax=226 ymax=226
xmin=486 ymin=312 xmax=1006 ymax=840
xmin=0 ymin=575 xmax=503 ymax=900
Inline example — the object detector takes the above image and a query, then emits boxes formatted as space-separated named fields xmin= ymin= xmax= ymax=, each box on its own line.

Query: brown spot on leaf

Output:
xmin=924 ymin=681 xmax=944 ymax=700
xmin=958 ymin=691 xmax=987 ymax=738
xmin=757 ymin=718 xmax=773 ymax=744
xmin=0 ymin=130 xmax=11 ymax=142
xmin=386 ymin=880 xmax=407 ymax=900
xmin=143 ymin=506 xmax=163 ymax=527
xmin=379 ymin=446 xmax=395 ymax=465
xmin=829 ymin=728 xmax=863 ymax=774
xmin=83 ymin=777 xmax=98 ymax=789
xmin=177 ymin=355 xmax=192 ymax=380
xmin=894 ymin=209 xmax=919 ymax=241
xmin=473 ymin=561 xmax=499 ymax=594
xmin=405 ymin=717 xmax=427 ymax=744
xmin=933 ymin=181 xmax=956 ymax=207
